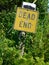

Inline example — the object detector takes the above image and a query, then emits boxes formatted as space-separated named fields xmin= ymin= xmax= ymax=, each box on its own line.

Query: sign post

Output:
xmin=48 ymin=0 xmax=49 ymax=12
xmin=48 ymin=0 xmax=49 ymax=17
xmin=14 ymin=2 xmax=39 ymax=56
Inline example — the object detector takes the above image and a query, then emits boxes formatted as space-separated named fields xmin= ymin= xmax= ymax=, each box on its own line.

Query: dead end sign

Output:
xmin=14 ymin=7 xmax=39 ymax=33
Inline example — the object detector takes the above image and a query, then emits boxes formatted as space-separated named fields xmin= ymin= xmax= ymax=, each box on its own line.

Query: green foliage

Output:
xmin=0 ymin=0 xmax=49 ymax=65
xmin=0 ymin=57 xmax=3 ymax=65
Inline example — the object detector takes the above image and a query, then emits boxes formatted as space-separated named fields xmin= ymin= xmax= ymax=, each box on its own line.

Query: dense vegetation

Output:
xmin=0 ymin=0 xmax=49 ymax=65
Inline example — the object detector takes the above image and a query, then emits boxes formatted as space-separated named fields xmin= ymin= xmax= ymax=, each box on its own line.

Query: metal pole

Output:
xmin=48 ymin=0 xmax=49 ymax=12
xmin=48 ymin=0 xmax=49 ymax=17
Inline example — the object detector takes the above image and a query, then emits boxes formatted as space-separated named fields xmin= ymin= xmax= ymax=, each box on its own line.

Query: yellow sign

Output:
xmin=14 ymin=7 xmax=39 ymax=33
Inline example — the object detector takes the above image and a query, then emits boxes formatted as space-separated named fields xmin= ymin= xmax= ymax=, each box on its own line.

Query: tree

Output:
xmin=0 ymin=0 xmax=49 ymax=65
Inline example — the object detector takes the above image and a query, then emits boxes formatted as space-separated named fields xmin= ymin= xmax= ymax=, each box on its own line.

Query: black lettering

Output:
xmin=28 ymin=23 xmax=32 ymax=28
xmin=31 ymin=14 xmax=35 ymax=20
xmin=27 ymin=13 xmax=30 ymax=19
xmin=18 ymin=11 xmax=22 ymax=17
xmin=23 ymin=22 xmax=28 ymax=28
xmin=19 ymin=21 xmax=22 ymax=27
xmin=23 ymin=12 xmax=26 ymax=19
